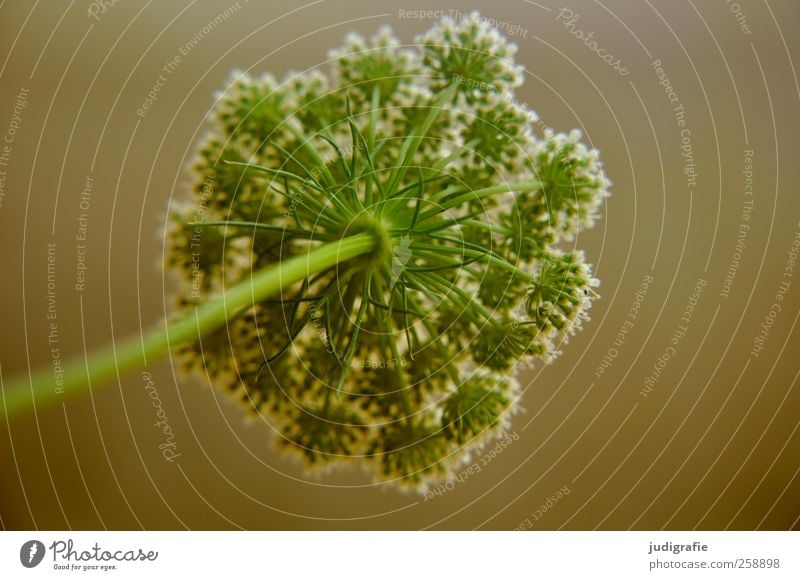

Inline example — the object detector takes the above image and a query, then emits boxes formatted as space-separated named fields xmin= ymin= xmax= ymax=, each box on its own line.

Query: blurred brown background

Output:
xmin=1 ymin=0 xmax=799 ymax=530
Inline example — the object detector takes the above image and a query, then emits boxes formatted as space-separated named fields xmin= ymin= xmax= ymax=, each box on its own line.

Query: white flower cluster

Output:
xmin=166 ymin=14 xmax=608 ymax=492
xmin=527 ymin=128 xmax=611 ymax=241
xmin=419 ymin=11 xmax=523 ymax=92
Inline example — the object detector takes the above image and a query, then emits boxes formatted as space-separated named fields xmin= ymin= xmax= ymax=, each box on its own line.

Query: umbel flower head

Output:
xmin=167 ymin=12 xmax=608 ymax=491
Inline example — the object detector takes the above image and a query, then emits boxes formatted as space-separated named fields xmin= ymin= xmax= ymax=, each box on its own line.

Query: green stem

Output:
xmin=1 ymin=233 xmax=376 ymax=422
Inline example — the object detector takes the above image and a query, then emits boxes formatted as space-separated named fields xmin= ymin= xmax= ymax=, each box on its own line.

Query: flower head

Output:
xmin=418 ymin=12 xmax=523 ymax=93
xmin=524 ymin=128 xmax=610 ymax=241
xmin=167 ymin=14 xmax=608 ymax=491
xmin=329 ymin=26 xmax=419 ymax=106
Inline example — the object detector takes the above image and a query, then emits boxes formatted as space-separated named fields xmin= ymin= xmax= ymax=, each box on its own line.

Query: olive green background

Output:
xmin=1 ymin=0 xmax=799 ymax=530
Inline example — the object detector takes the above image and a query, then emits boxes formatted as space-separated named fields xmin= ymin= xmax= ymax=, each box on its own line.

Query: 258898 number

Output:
xmin=736 ymin=558 xmax=780 ymax=569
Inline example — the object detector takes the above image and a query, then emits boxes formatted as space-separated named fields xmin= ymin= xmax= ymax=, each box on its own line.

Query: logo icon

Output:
xmin=20 ymin=540 xmax=45 ymax=568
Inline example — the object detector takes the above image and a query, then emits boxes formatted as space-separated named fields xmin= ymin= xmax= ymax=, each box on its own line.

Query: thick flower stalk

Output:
xmin=167 ymin=13 xmax=608 ymax=490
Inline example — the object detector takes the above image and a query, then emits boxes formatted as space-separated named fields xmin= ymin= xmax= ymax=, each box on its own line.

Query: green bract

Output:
xmin=167 ymin=12 xmax=608 ymax=491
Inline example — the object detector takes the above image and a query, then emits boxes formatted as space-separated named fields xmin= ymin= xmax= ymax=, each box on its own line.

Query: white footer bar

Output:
xmin=1 ymin=531 xmax=798 ymax=578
